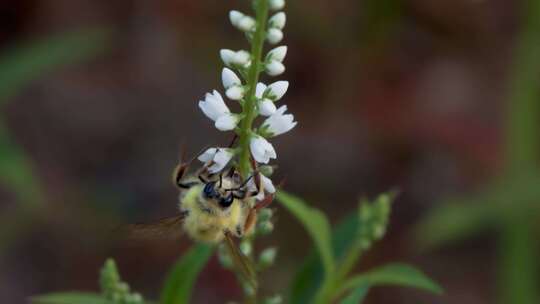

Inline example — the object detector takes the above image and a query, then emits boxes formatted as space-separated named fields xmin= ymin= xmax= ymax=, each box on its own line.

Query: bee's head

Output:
xmin=203 ymin=181 xmax=234 ymax=208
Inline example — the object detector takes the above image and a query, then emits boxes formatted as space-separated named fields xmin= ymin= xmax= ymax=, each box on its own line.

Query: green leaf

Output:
xmin=0 ymin=123 xmax=42 ymax=206
xmin=276 ymin=191 xmax=334 ymax=276
xmin=339 ymin=263 xmax=443 ymax=296
xmin=289 ymin=215 xmax=358 ymax=304
xmin=339 ymin=285 xmax=369 ymax=304
xmin=161 ymin=244 xmax=214 ymax=304
xmin=0 ymin=28 xmax=110 ymax=106
xmin=31 ymin=292 xmax=111 ymax=304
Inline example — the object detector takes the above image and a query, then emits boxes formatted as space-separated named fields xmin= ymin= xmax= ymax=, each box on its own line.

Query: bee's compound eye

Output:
xmin=204 ymin=182 xmax=216 ymax=198
xmin=219 ymin=194 xmax=234 ymax=208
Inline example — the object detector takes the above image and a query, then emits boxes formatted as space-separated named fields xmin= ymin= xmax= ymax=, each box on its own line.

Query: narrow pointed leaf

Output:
xmin=161 ymin=244 xmax=214 ymax=304
xmin=339 ymin=263 xmax=443 ymax=296
xmin=276 ymin=191 xmax=334 ymax=275
xmin=339 ymin=285 xmax=369 ymax=304
xmin=31 ymin=292 xmax=111 ymax=304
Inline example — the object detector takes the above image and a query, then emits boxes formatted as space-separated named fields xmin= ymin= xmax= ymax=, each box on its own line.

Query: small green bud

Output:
xmin=359 ymin=238 xmax=371 ymax=250
xmin=257 ymin=221 xmax=274 ymax=235
xmin=243 ymin=282 xmax=256 ymax=297
xmin=240 ymin=240 xmax=252 ymax=256
xmin=259 ymin=247 xmax=277 ymax=268
xmin=372 ymin=225 xmax=386 ymax=240
xmin=263 ymin=295 xmax=283 ymax=304
xmin=259 ymin=165 xmax=274 ymax=177
xmin=258 ymin=208 xmax=273 ymax=222
xmin=218 ymin=249 xmax=234 ymax=269
xmin=116 ymin=282 xmax=130 ymax=294
xmin=111 ymin=292 xmax=122 ymax=302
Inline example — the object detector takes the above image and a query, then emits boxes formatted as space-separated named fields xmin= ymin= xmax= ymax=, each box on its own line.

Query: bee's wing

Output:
xmin=223 ymin=232 xmax=258 ymax=290
xmin=121 ymin=214 xmax=186 ymax=241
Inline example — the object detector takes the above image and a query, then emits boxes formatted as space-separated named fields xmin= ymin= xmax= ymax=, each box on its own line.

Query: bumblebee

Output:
xmin=127 ymin=151 xmax=273 ymax=289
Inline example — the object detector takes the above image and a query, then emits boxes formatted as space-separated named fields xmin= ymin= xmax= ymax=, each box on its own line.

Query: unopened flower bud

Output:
xmin=269 ymin=0 xmax=285 ymax=11
xmin=267 ymin=28 xmax=283 ymax=44
xmin=259 ymin=247 xmax=277 ymax=268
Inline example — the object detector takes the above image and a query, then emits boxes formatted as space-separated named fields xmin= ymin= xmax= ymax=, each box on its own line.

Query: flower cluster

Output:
xmin=197 ymin=0 xmax=296 ymax=199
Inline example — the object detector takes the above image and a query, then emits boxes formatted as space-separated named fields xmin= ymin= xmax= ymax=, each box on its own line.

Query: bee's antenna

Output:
xmin=224 ymin=173 xmax=256 ymax=192
xmin=219 ymin=174 xmax=223 ymax=188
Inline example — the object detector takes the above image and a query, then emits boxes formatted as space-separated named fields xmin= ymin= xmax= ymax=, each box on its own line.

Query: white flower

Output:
xmin=267 ymin=28 xmax=283 ymax=44
xmin=229 ymin=10 xmax=255 ymax=32
xmin=265 ymin=60 xmax=285 ymax=76
xmin=198 ymin=90 xmax=240 ymax=131
xmin=198 ymin=148 xmax=234 ymax=173
xmin=215 ymin=113 xmax=240 ymax=131
xmin=247 ymin=173 xmax=276 ymax=200
xmin=267 ymin=46 xmax=287 ymax=62
xmin=259 ymin=99 xmax=277 ymax=116
xmin=250 ymin=135 xmax=277 ymax=164
xmin=229 ymin=10 xmax=244 ymax=27
xmin=222 ymin=68 xmax=241 ymax=89
xmin=238 ymin=16 xmax=256 ymax=32
xmin=262 ymin=105 xmax=297 ymax=136
xmin=220 ymin=49 xmax=251 ymax=67
xmin=226 ymin=86 xmax=245 ymax=100
xmin=269 ymin=0 xmax=285 ymax=11
xmin=199 ymin=90 xmax=230 ymax=121
xmin=269 ymin=12 xmax=286 ymax=30
xmin=220 ymin=49 xmax=236 ymax=66
xmin=267 ymin=81 xmax=289 ymax=100
xmin=255 ymin=82 xmax=267 ymax=99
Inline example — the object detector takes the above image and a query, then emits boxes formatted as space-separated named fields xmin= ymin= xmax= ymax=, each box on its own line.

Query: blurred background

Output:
xmin=1 ymin=0 xmax=539 ymax=303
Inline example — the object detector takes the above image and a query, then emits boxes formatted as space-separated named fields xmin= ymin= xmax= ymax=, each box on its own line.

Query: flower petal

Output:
xmin=215 ymin=114 xmax=239 ymax=131
xmin=222 ymin=68 xmax=242 ymax=89
xmin=259 ymin=99 xmax=277 ymax=116
xmin=198 ymin=148 xmax=218 ymax=163
xmin=267 ymin=81 xmax=289 ymax=100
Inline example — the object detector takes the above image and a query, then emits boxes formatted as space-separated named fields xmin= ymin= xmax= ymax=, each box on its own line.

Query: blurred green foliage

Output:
xmin=0 ymin=28 xmax=111 ymax=255
xmin=0 ymin=27 xmax=110 ymax=206
xmin=414 ymin=1 xmax=540 ymax=303
xmin=277 ymin=191 xmax=441 ymax=304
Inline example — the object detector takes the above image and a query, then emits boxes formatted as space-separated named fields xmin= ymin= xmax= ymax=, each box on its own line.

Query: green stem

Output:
xmin=238 ymin=0 xmax=269 ymax=178
xmin=236 ymin=1 xmax=269 ymax=303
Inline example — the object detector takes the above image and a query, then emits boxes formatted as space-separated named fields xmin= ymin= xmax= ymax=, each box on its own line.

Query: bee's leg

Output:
xmin=243 ymin=208 xmax=257 ymax=235
xmin=235 ymin=224 xmax=244 ymax=237
xmin=172 ymin=161 xmax=191 ymax=188
xmin=254 ymin=194 xmax=274 ymax=210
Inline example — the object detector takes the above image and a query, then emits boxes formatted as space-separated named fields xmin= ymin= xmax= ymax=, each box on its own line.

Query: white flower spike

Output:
xmin=267 ymin=46 xmax=287 ymax=62
xmin=263 ymin=105 xmax=297 ymax=136
xmin=269 ymin=0 xmax=285 ymax=11
xmin=229 ymin=10 xmax=255 ymax=32
xmin=229 ymin=11 xmax=244 ymax=27
xmin=265 ymin=60 xmax=285 ymax=76
xmin=222 ymin=68 xmax=241 ymax=89
xmin=267 ymin=81 xmax=289 ymax=100
xmin=250 ymin=135 xmax=277 ymax=164
xmin=247 ymin=173 xmax=276 ymax=200
xmin=238 ymin=16 xmax=256 ymax=32
xmin=255 ymin=82 xmax=276 ymax=116
xmin=259 ymin=99 xmax=277 ymax=116
xmin=198 ymin=148 xmax=234 ymax=173
xmin=199 ymin=90 xmax=230 ymax=121
xmin=225 ymin=86 xmax=245 ymax=101
xmin=220 ymin=49 xmax=251 ymax=67
xmin=215 ymin=113 xmax=240 ymax=131
xmin=269 ymin=12 xmax=286 ymax=30
xmin=256 ymin=82 xmax=267 ymax=99
xmin=267 ymin=28 xmax=283 ymax=44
